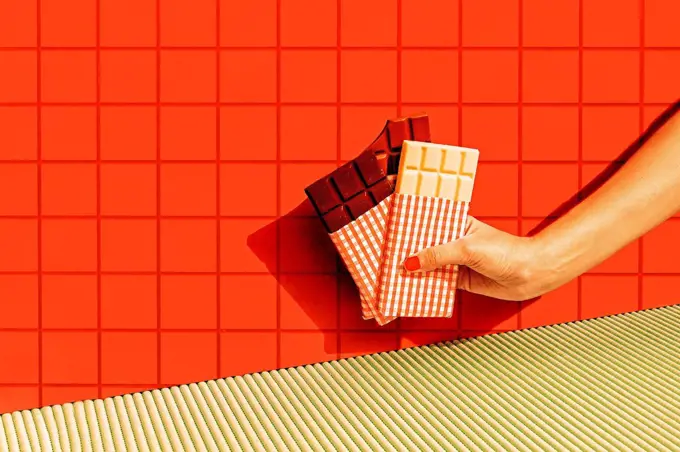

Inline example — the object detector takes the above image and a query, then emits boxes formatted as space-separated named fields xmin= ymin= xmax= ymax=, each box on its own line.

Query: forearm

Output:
xmin=533 ymin=110 xmax=680 ymax=289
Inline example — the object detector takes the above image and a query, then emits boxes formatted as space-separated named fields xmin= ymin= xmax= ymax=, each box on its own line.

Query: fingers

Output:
xmin=403 ymin=239 xmax=471 ymax=273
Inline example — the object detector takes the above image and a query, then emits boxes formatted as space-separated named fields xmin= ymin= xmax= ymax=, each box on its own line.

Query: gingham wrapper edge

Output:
xmin=378 ymin=193 xmax=469 ymax=317
xmin=330 ymin=197 xmax=397 ymax=326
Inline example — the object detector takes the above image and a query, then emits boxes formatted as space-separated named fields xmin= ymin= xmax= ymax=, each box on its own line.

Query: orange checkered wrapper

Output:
xmin=377 ymin=141 xmax=479 ymax=318
xmin=330 ymin=196 xmax=396 ymax=326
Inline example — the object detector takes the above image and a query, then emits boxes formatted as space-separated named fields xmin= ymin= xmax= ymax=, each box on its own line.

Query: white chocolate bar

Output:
xmin=396 ymin=141 xmax=479 ymax=202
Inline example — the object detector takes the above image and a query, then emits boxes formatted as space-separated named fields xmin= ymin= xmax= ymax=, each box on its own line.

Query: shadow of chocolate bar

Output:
xmin=304 ymin=114 xmax=431 ymax=233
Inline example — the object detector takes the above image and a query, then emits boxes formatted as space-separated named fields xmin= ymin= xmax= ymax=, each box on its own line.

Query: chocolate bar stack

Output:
xmin=305 ymin=114 xmax=480 ymax=326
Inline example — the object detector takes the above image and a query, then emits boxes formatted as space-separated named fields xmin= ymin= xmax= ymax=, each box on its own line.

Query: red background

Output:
xmin=1 ymin=0 xmax=680 ymax=413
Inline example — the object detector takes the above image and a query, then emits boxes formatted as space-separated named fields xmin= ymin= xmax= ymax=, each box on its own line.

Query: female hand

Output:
xmin=403 ymin=216 xmax=551 ymax=301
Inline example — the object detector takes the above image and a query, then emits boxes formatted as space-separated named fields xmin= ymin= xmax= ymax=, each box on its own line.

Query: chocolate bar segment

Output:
xmin=305 ymin=114 xmax=431 ymax=233
xmin=305 ymin=152 xmax=393 ymax=233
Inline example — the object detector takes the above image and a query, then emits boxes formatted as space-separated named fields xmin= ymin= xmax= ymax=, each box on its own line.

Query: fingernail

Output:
xmin=404 ymin=255 xmax=421 ymax=272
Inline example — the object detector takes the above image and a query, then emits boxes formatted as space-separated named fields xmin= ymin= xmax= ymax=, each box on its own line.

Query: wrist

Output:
xmin=522 ymin=234 xmax=569 ymax=297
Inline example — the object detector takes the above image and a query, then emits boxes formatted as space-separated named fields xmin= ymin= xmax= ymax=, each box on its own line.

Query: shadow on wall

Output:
xmin=247 ymin=100 xmax=680 ymax=356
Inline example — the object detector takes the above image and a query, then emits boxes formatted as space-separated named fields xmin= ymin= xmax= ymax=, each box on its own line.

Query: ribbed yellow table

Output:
xmin=2 ymin=305 xmax=680 ymax=451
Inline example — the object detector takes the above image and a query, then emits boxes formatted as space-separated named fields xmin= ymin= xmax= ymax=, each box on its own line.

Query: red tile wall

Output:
xmin=0 ymin=0 xmax=679 ymax=412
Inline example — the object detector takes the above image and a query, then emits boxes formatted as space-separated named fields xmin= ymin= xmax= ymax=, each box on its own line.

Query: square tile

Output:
xmin=101 ymin=107 xmax=157 ymax=161
xmin=42 ymin=219 xmax=97 ymax=272
xmin=220 ymin=50 xmax=277 ymax=103
xmin=341 ymin=0 xmax=396 ymax=47
xmin=42 ymin=275 xmax=97 ymax=328
xmin=401 ymin=50 xmax=458 ymax=103
xmin=643 ymin=220 xmax=680 ymax=273
xmin=278 ymin=217 xmax=338 ymax=273
xmin=101 ymin=163 xmax=157 ymax=215
xmin=461 ymin=106 xmax=518 ymax=161
xmin=0 ymin=388 xmax=39 ymax=415
xmin=161 ymin=219 xmax=217 ymax=272
xmin=522 ymin=163 xmax=579 ymax=217
xmin=0 ymin=51 xmax=37 ymax=102
xmin=220 ymin=163 xmax=277 ymax=215
xmin=101 ymin=219 xmax=157 ymax=272
xmin=0 ymin=275 xmax=38 ymax=328
xmin=281 ymin=50 xmax=337 ymax=103
xmin=220 ymin=332 xmax=278 ymax=376
xmin=583 ymin=0 xmax=639 ymax=46
xmin=467 ymin=163 xmax=518 ymax=217
xmin=41 ymin=163 xmax=97 ymax=215
xmin=401 ymin=0 xmax=458 ymax=47
xmin=42 ymin=107 xmax=97 ymax=160
xmin=160 ymin=0 xmax=216 ymax=46
xmin=160 ymin=107 xmax=216 ymax=161
xmin=582 ymin=106 xmax=639 ymax=161
xmin=220 ymin=218 xmax=275 ymax=273
xmin=339 ymin=106 xmax=397 ymax=160
xmin=280 ymin=331 xmax=338 ymax=368
xmin=0 ymin=1 xmax=36 ymax=46
xmin=220 ymin=0 xmax=276 ymax=46
xmin=281 ymin=107 xmax=337 ymax=160
xmin=339 ymin=333 xmax=398 ymax=358
xmin=220 ymin=106 xmax=277 ymax=161
xmin=522 ymin=106 xmax=578 ymax=161
xmin=160 ymin=51 xmax=217 ymax=102
xmin=101 ymin=275 xmax=157 ymax=329
xmin=41 ymin=51 xmax=96 ymax=102
xmin=522 ymin=50 xmax=578 ymax=103
xmin=519 ymin=280 xmax=578 ymax=328
xmin=582 ymin=50 xmax=639 ymax=103
xmin=41 ymin=0 xmax=96 ymax=46
xmin=644 ymin=51 xmax=680 ymax=104
xmin=161 ymin=332 xmax=217 ymax=385
xmin=460 ymin=293 xmax=520 ymax=331
xmin=645 ymin=1 xmax=680 ymax=46
xmin=220 ymin=274 xmax=277 ymax=329
xmin=100 ymin=0 xmax=156 ymax=46
xmin=462 ymin=0 xmax=518 ymax=46
xmin=0 ymin=333 xmax=39 ymax=383
xmin=581 ymin=275 xmax=639 ymax=319
xmin=160 ymin=163 xmax=217 ymax=215
xmin=0 ymin=220 xmax=38 ymax=271
xmin=102 ymin=332 xmax=157 ymax=385
xmin=0 ymin=164 xmax=37 ymax=215
xmin=462 ymin=50 xmax=518 ymax=103
xmin=642 ymin=276 xmax=680 ymax=309
xmin=101 ymin=50 xmax=156 ymax=103
xmin=280 ymin=274 xmax=337 ymax=329
xmin=281 ymin=0 xmax=336 ymax=46
xmin=279 ymin=163 xmax=338 ymax=215
xmin=341 ymin=50 xmax=397 ymax=103
xmin=161 ymin=275 xmax=217 ymax=329
xmin=522 ymin=0 xmax=578 ymax=47
xmin=0 ymin=107 xmax=37 ymax=160
xmin=42 ymin=332 xmax=98 ymax=384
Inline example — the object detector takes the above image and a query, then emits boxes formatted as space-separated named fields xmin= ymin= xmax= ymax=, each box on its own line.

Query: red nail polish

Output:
xmin=404 ymin=256 xmax=421 ymax=271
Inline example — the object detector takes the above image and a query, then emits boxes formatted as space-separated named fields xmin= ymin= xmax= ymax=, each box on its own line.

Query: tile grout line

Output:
xmin=95 ymin=0 xmax=102 ymax=399
xmin=638 ymin=0 xmax=644 ymax=310
xmin=456 ymin=0 xmax=464 ymax=336
xmin=275 ymin=0 xmax=282 ymax=368
xmin=577 ymin=0 xmax=584 ymax=320
xmin=1 ymin=101 xmax=671 ymax=107
xmin=156 ymin=0 xmax=162 ymax=389
xmin=216 ymin=0 xmax=222 ymax=380
xmin=517 ymin=0 xmax=523 ymax=329
xmin=4 ymin=45 xmax=679 ymax=51
xmin=36 ymin=0 xmax=43 ymax=407
xmin=336 ymin=0 xmax=342 ymax=358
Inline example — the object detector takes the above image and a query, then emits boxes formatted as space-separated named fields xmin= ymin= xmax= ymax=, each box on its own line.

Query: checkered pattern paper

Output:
xmin=330 ymin=197 xmax=396 ymax=326
xmin=378 ymin=194 xmax=469 ymax=318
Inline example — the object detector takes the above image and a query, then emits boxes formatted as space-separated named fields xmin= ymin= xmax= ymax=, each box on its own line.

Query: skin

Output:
xmin=406 ymin=106 xmax=680 ymax=301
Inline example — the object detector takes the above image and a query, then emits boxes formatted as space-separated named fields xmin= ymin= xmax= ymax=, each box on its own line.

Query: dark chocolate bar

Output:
xmin=305 ymin=114 xmax=431 ymax=233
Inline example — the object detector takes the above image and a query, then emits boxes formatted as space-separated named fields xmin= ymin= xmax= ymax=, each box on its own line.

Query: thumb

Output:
xmin=403 ymin=239 xmax=471 ymax=273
